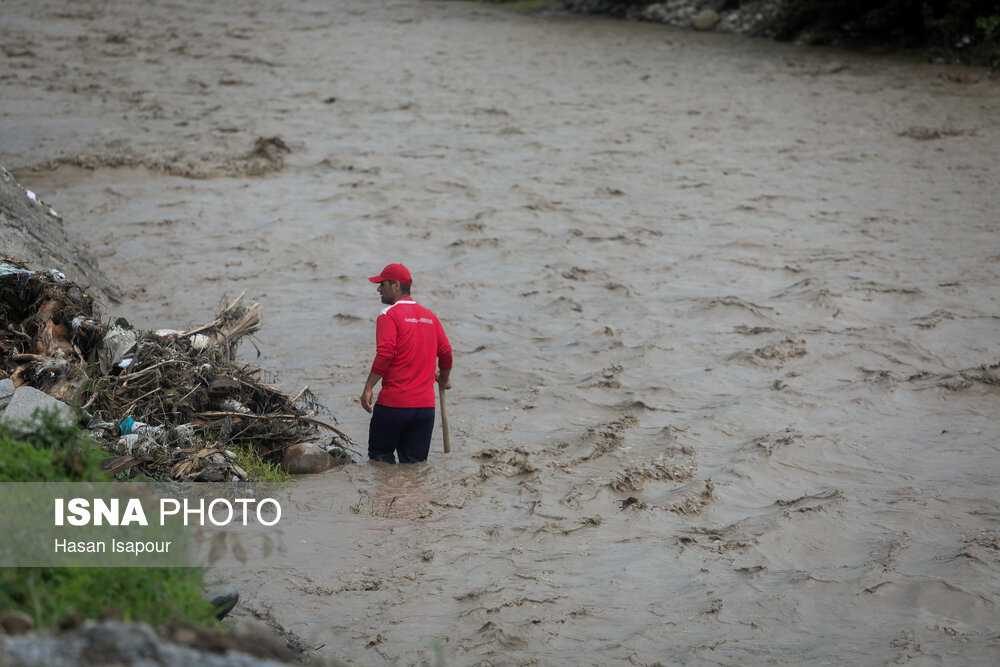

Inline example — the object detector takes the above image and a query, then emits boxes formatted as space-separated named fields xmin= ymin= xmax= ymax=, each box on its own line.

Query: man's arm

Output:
xmin=360 ymin=371 xmax=382 ymax=413
xmin=361 ymin=315 xmax=397 ymax=412
xmin=435 ymin=317 xmax=453 ymax=390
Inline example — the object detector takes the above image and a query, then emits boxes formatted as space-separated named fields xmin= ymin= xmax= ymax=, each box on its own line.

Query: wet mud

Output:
xmin=2 ymin=0 xmax=999 ymax=664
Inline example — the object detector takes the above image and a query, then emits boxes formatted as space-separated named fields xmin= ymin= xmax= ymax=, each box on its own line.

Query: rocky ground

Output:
xmin=0 ymin=617 xmax=317 ymax=667
xmin=563 ymin=0 xmax=785 ymax=36
xmin=561 ymin=0 xmax=999 ymax=66
xmin=1 ymin=164 xmax=115 ymax=301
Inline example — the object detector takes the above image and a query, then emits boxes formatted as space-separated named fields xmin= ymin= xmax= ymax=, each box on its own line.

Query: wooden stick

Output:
xmin=289 ymin=385 xmax=309 ymax=404
xmin=118 ymin=359 xmax=184 ymax=381
xmin=439 ymin=386 xmax=451 ymax=454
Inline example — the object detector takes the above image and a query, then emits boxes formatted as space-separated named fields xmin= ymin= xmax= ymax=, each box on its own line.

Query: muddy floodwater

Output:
xmin=3 ymin=0 xmax=1000 ymax=664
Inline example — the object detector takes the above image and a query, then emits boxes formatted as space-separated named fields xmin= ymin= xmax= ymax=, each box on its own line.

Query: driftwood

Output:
xmin=1 ymin=257 xmax=357 ymax=480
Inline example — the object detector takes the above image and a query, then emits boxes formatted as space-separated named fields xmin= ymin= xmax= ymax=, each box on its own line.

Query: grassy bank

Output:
xmin=1 ymin=568 xmax=217 ymax=628
xmin=231 ymin=445 xmax=291 ymax=483
xmin=0 ymin=412 xmax=217 ymax=629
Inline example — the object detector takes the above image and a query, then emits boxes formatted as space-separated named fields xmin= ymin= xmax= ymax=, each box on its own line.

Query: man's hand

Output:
xmin=437 ymin=370 xmax=451 ymax=390
xmin=360 ymin=371 xmax=382 ymax=413
xmin=360 ymin=386 xmax=375 ymax=413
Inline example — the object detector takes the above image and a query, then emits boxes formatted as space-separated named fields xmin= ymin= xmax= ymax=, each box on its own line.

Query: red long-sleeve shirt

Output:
xmin=371 ymin=299 xmax=453 ymax=408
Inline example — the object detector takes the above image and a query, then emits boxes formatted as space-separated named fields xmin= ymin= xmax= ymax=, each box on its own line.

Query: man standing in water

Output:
xmin=360 ymin=263 xmax=453 ymax=463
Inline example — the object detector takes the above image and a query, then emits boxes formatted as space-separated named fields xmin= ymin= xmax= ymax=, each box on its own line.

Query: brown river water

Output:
xmin=3 ymin=0 xmax=1000 ymax=664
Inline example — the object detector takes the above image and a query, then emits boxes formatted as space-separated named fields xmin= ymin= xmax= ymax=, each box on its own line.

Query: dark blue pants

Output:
xmin=368 ymin=404 xmax=435 ymax=464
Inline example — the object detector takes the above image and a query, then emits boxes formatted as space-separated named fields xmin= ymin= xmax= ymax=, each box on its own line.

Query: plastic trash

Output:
xmin=87 ymin=419 xmax=118 ymax=438
xmin=114 ymin=421 xmax=167 ymax=455
xmin=71 ymin=316 xmax=99 ymax=331
xmin=118 ymin=416 xmax=164 ymax=437
xmin=119 ymin=416 xmax=141 ymax=435
xmin=100 ymin=325 xmax=138 ymax=373
xmin=0 ymin=262 xmax=32 ymax=279
xmin=116 ymin=433 xmax=141 ymax=453
xmin=115 ymin=432 xmax=164 ymax=456
xmin=190 ymin=333 xmax=211 ymax=350
xmin=220 ymin=399 xmax=251 ymax=414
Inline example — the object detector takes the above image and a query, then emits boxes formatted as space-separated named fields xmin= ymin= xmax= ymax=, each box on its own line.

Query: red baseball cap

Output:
xmin=368 ymin=263 xmax=412 ymax=284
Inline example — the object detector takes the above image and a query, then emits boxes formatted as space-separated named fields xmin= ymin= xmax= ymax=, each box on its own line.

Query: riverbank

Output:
xmin=0 ymin=416 xmax=308 ymax=666
xmin=0 ymin=168 xmax=337 ymax=662
xmin=502 ymin=0 xmax=1000 ymax=68
xmin=0 ymin=166 xmax=116 ymax=302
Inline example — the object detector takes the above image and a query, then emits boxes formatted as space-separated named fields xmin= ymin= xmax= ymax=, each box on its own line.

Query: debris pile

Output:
xmin=0 ymin=256 xmax=354 ymax=480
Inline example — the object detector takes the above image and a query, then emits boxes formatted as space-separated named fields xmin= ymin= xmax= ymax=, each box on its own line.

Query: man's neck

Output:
xmin=387 ymin=296 xmax=413 ymax=305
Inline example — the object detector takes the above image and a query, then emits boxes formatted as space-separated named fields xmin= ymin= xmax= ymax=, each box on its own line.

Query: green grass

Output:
xmin=0 ymin=411 xmax=109 ymax=482
xmin=231 ymin=445 xmax=291 ymax=483
xmin=0 ymin=409 xmax=216 ymax=629
xmin=1 ymin=567 xmax=217 ymax=628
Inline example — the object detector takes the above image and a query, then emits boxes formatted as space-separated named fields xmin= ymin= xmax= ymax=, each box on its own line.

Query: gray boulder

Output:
xmin=692 ymin=8 xmax=721 ymax=31
xmin=1 ymin=386 xmax=75 ymax=428
xmin=0 ymin=378 xmax=14 ymax=410
xmin=0 ymin=610 xmax=34 ymax=635
xmin=282 ymin=442 xmax=336 ymax=475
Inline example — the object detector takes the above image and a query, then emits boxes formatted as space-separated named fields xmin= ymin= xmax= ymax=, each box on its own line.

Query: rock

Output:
xmin=194 ymin=465 xmax=227 ymax=482
xmin=0 ymin=620 xmax=295 ymax=666
xmin=0 ymin=378 xmax=14 ymax=410
xmin=0 ymin=610 xmax=33 ymax=635
xmin=281 ymin=442 xmax=336 ymax=475
xmin=1 ymin=386 xmax=75 ymax=428
xmin=641 ymin=3 xmax=669 ymax=22
xmin=206 ymin=586 xmax=240 ymax=621
xmin=692 ymin=9 xmax=721 ymax=31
